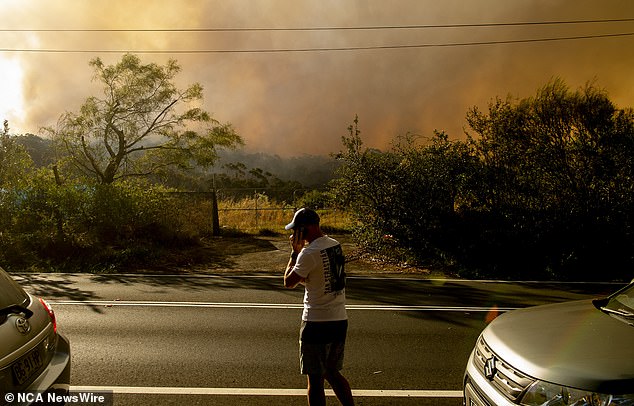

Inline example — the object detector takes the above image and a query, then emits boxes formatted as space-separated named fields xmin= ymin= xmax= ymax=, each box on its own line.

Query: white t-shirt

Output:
xmin=291 ymin=235 xmax=348 ymax=322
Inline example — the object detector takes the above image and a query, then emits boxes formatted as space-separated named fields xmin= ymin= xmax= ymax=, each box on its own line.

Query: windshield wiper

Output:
xmin=600 ymin=306 xmax=634 ymax=319
xmin=0 ymin=304 xmax=33 ymax=319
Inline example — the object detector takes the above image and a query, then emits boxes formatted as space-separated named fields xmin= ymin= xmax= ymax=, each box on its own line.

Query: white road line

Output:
xmin=14 ymin=272 xmax=623 ymax=284
xmin=50 ymin=300 xmax=517 ymax=312
xmin=72 ymin=386 xmax=462 ymax=398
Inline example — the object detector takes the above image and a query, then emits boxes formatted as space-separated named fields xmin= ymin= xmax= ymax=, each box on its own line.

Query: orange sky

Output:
xmin=2 ymin=0 xmax=634 ymax=156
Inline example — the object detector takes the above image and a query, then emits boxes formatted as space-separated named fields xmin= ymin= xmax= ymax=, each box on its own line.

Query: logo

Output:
xmin=15 ymin=317 xmax=31 ymax=335
xmin=484 ymin=357 xmax=497 ymax=380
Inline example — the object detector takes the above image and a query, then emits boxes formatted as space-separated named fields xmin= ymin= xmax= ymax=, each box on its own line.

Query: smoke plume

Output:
xmin=2 ymin=0 xmax=634 ymax=156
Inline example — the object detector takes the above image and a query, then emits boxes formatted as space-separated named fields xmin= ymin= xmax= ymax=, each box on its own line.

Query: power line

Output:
xmin=0 ymin=31 xmax=632 ymax=54
xmin=1 ymin=17 xmax=634 ymax=32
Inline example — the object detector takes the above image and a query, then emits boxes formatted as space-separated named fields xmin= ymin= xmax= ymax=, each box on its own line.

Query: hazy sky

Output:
xmin=2 ymin=0 xmax=634 ymax=156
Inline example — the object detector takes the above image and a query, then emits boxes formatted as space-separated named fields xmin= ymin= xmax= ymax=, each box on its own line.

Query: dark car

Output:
xmin=464 ymin=280 xmax=634 ymax=406
xmin=0 ymin=267 xmax=71 ymax=405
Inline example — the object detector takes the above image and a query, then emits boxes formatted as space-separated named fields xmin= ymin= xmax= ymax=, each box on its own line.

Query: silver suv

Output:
xmin=464 ymin=281 xmax=634 ymax=406
xmin=0 ymin=267 xmax=71 ymax=404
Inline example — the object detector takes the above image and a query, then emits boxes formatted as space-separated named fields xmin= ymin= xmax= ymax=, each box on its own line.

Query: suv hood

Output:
xmin=482 ymin=299 xmax=634 ymax=393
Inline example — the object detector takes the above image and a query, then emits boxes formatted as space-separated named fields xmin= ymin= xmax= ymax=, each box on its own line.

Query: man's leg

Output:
xmin=307 ymin=374 xmax=326 ymax=406
xmin=325 ymin=370 xmax=354 ymax=406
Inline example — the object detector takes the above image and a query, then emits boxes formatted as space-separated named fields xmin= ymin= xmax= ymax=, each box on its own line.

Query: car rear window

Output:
xmin=0 ymin=268 xmax=29 ymax=309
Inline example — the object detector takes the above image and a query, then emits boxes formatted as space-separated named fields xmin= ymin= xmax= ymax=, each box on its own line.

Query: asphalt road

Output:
xmin=15 ymin=273 xmax=623 ymax=406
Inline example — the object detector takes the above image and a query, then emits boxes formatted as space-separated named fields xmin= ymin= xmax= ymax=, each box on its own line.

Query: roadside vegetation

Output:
xmin=333 ymin=80 xmax=634 ymax=282
xmin=0 ymin=54 xmax=346 ymax=273
xmin=1 ymin=53 xmax=632 ymax=281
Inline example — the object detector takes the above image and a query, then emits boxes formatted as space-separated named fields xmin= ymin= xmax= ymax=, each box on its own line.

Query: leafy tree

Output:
xmin=46 ymin=54 xmax=242 ymax=184
xmin=331 ymin=116 xmax=475 ymax=265
xmin=466 ymin=79 xmax=634 ymax=216
xmin=0 ymin=121 xmax=34 ymax=188
xmin=333 ymin=82 xmax=634 ymax=281
xmin=464 ymin=79 xmax=634 ymax=279
xmin=15 ymin=134 xmax=55 ymax=167
xmin=0 ymin=121 xmax=36 ymax=260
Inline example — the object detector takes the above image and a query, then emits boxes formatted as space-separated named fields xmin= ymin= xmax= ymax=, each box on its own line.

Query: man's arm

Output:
xmin=284 ymin=230 xmax=306 ymax=289
xmin=284 ymin=252 xmax=305 ymax=288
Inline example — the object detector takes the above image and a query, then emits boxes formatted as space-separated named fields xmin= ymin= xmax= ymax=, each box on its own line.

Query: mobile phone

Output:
xmin=293 ymin=227 xmax=305 ymax=244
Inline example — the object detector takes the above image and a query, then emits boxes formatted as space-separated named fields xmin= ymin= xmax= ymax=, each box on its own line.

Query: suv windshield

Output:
xmin=0 ymin=268 xmax=29 ymax=311
xmin=611 ymin=283 xmax=634 ymax=314
xmin=598 ymin=283 xmax=634 ymax=322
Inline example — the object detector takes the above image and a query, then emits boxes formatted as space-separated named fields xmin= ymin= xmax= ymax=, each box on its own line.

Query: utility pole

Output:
xmin=212 ymin=174 xmax=220 ymax=236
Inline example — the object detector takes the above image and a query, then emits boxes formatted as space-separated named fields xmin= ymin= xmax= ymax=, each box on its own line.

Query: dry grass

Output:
xmin=218 ymin=195 xmax=352 ymax=233
xmin=164 ymin=193 xmax=353 ymax=237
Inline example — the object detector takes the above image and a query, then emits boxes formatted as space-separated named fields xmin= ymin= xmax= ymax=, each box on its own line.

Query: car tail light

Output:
xmin=39 ymin=298 xmax=57 ymax=334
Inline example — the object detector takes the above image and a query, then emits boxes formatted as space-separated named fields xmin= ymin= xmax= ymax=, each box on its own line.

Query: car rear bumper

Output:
xmin=25 ymin=332 xmax=71 ymax=395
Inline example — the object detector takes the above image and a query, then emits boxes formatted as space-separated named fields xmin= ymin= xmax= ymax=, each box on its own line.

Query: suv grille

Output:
xmin=473 ymin=337 xmax=535 ymax=401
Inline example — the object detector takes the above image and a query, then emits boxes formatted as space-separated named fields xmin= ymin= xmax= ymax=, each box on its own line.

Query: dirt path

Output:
xmin=143 ymin=234 xmax=435 ymax=278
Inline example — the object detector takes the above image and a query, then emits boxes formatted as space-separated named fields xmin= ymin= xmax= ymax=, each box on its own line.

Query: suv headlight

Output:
xmin=520 ymin=380 xmax=634 ymax=406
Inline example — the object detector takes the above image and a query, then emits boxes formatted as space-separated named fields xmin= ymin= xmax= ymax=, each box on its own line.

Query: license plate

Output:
xmin=12 ymin=348 xmax=43 ymax=385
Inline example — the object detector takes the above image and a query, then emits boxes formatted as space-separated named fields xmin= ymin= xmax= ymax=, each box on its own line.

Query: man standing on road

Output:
xmin=283 ymin=208 xmax=354 ymax=406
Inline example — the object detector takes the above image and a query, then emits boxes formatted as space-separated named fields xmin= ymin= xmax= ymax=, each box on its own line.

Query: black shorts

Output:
xmin=299 ymin=320 xmax=348 ymax=375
